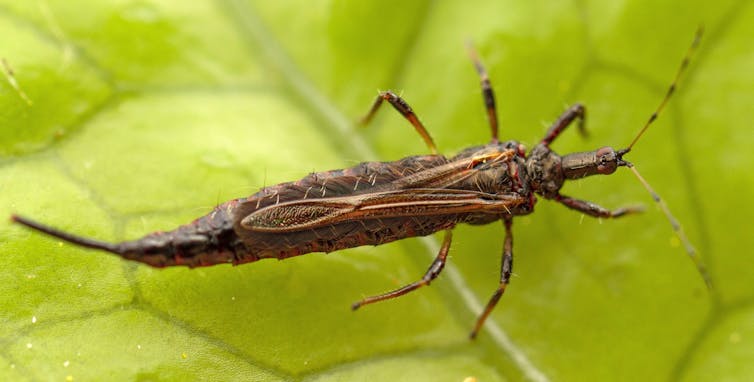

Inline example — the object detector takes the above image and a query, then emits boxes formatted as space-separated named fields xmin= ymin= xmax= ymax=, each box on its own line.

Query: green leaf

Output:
xmin=1 ymin=0 xmax=751 ymax=381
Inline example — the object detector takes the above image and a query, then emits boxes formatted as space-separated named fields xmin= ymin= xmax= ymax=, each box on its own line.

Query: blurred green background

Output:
xmin=0 ymin=1 xmax=751 ymax=381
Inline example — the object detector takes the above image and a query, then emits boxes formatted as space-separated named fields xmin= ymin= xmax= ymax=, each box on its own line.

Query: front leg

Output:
xmin=555 ymin=194 xmax=642 ymax=218
xmin=541 ymin=104 xmax=587 ymax=147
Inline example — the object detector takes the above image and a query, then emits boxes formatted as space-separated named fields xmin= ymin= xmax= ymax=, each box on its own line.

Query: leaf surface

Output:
xmin=1 ymin=1 xmax=751 ymax=381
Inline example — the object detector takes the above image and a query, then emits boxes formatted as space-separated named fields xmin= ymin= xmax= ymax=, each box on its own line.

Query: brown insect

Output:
xmin=11 ymin=29 xmax=710 ymax=339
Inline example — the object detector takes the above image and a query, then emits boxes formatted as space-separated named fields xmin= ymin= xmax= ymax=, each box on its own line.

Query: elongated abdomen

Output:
xmin=12 ymin=200 xmax=248 ymax=268
xmin=239 ymin=215 xmax=459 ymax=260
xmin=117 ymin=200 xmax=248 ymax=267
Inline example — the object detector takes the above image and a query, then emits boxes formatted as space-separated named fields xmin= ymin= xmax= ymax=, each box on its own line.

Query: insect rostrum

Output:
xmin=11 ymin=30 xmax=709 ymax=340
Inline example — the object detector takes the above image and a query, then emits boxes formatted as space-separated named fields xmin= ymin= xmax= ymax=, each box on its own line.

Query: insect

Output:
xmin=11 ymin=29 xmax=710 ymax=339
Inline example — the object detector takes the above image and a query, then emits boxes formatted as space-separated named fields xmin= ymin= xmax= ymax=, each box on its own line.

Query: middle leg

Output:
xmin=470 ymin=217 xmax=514 ymax=339
xmin=466 ymin=43 xmax=500 ymax=142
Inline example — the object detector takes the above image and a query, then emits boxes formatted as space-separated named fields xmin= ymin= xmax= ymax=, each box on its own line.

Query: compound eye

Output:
xmin=595 ymin=146 xmax=618 ymax=174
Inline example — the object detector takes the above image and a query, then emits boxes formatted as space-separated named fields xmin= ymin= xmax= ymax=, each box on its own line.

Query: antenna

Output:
xmin=620 ymin=27 xmax=712 ymax=289
xmin=625 ymin=27 xmax=703 ymax=152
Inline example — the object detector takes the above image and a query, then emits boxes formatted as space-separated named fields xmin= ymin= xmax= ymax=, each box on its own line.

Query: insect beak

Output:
xmin=616 ymin=148 xmax=632 ymax=167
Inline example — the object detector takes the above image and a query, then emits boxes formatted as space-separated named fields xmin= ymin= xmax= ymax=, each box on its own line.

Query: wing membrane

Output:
xmin=241 ymin=188 xmax=525 ymax=233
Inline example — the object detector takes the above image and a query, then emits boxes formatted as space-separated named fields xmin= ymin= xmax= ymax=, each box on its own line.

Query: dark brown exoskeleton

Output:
xmin=11 ymin=29 xmax=710 ymax=339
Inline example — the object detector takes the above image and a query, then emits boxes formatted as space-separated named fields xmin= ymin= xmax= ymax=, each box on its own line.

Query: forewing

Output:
xmin=240 ymin=188 xmax=526 ymax=233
